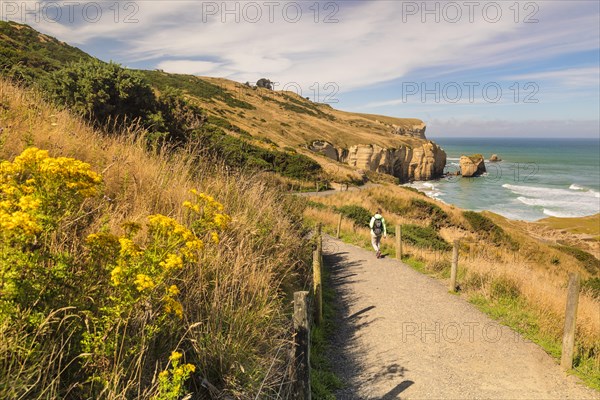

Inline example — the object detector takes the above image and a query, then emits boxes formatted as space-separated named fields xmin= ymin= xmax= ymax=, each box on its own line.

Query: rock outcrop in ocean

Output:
xmin=460 ymin=154 xmax=486 ymax=177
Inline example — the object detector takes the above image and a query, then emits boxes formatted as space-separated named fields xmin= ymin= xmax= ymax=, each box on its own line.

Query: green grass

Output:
xmin=469 ymin=292 xmax=600 ymax=390
xmin=139 ymin=70 xmax=256 ymax=110
xmin=311 ymin=256 xmax=343 ymax=399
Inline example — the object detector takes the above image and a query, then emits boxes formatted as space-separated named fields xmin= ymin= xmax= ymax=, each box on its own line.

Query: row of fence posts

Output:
xmin=292 ymin=219 xmax=582 ymax=398
xmin=292 ymin=224 xmax=323 ymax=399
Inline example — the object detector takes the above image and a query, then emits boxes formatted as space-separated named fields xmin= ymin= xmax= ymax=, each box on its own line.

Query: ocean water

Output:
xmin=406 ymin=137 xmax=600 ymax=221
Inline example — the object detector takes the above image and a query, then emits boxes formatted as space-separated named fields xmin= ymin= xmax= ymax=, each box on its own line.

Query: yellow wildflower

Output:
xmin=18 ymin=196 xmax=41 ymax=211
xmin=169 ymin=351 xmax=183 ymax=362
xmin=211 ymin=232 xmax=219 ymax=244
xmin=111 ymin=266 xmax=123 ymax=286
xmin=182 ymin=200 xmax=200 ymax=213
xmin=165 ymin=297 xmax=184 ymax=318
xmin=119 ymin=237 xmax=142 ymax=257
xmin=167 ymin=285 xmax=180 ymax=296
xmin=158 ymin=370 xmax=169 ymax=379
xmin=160 ymin=254 xmax=183 ymax=270
xmin=134 ymin=274 xmax=155 ymax=292
xmin=184 ymin=364 xmax=196 ymax=373
xmin=214 ymin=213 xmax=230 ymax=230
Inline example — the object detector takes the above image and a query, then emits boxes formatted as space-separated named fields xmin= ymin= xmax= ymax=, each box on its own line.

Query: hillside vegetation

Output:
xmin=304 ymin=185 xmax=600 ymax=388
xmin=0 ymin=21 xmax=434 ymax=185
xmin=0 ymin=78 xmax=310 ymax=399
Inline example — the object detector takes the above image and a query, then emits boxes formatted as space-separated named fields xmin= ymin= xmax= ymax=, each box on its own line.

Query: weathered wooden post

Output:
xmin=450 ymin=240 xmax=459 ymax=292
xmin=336 ymin=214 xmax=343 ymax=239
xmin=293 ymin=291 xmax=311 ymax=399
xmin=561 ymin=272 xmax=581 ymax=370
xmin=313 ymin=223 xmax=323 ymax=325
xmin=396 ymin=224 xmax=402 ymax=260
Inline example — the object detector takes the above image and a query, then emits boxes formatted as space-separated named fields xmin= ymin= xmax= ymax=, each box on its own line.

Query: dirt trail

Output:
xmin=323 ymin=236 xmax=599 ymax=400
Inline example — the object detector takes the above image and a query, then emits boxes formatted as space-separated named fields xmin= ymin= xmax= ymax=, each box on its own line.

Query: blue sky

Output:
xmin=3 ymin=0 xmax=599 ymax=137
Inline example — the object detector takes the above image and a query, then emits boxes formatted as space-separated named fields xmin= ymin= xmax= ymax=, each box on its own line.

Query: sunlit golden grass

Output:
xmin=0 ymin=79 xmax=308 ymax=398
xmin=305 ymin=185 xmax=600 ymax=380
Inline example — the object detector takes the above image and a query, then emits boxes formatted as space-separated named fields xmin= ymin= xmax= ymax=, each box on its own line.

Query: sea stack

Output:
xmin=460 ymin=154 xmax=486 ymax=177
xmin=489 ymin=154 xmax=502 ymax=162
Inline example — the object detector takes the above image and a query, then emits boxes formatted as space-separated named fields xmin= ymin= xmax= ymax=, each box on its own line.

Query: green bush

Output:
xmin=194 ymin=127 xmax=322 ymax=180
xmin=401 ymin=224 xmax=451 ymax=251
xmin=463 ymin=211 xmax=518 ymax=250
xmin=553 ymin=245 xmax=600 ymax=275
xmin=490 ymin=276 xmax=521 ymax=300
xmin=44 ymin=60 xmax=155 ymax=126
xmin=410 ymin=198 xmax=450 ymax=229
xmin=43 ymin=60 xmax=205 ymax=146
xmin=335 ymin=205 xmax=372 ymax=228
xmin=582 ymin=278 xmax=600 ymax=299
xmin=307 ymin=201 xmax=330 ymax=211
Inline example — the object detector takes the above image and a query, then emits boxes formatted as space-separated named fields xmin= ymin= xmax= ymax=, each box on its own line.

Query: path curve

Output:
xmin=323 ymin=236 xmax=598 ymax=400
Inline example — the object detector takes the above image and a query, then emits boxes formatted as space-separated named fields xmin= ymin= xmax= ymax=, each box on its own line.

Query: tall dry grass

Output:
xmin=0 ymin=79 xmax=310 ymax=398
xmin=305 ymin=185 xmax=600 ymax=374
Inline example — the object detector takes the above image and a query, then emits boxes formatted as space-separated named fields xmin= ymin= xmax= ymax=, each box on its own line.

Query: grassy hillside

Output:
xmin=142 ymin=70 xmax=426 ymax=149
xmin=0 ymin=78 xmax=311 ymax=398
xmin=0 ymin=21 xmax=433 ymax=185
xmin=0 ymin=21 xmax=92 ymax=83
xmin=304 ymin=185 xmax=600 ymax=388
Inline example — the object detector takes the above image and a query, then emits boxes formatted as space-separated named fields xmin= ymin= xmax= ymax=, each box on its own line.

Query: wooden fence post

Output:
xmin=336 ymin=214 xmax=343 ymax=239
xmin=450 ymin=240 xmax=459 ymax=292
xmin=313 ymin=244 xmax=323 ymax=326
xmin=293 ymin=291 xmax=311 ymax=399
xmin=396 ymin=224 xmax=402 ymax=260
xmin=561 ymin=272 xmax=580 ymax=370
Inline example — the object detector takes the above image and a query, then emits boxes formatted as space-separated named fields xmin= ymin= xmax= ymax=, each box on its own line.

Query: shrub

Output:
xmin=490 ymin=276 xmax=521 ymax=300
xmin=582 ymin=278 xmax=600 ymax=300
xmin=335 ymin=205 xmax=372 ymax=228
xmin=553 ymin=245 xmax=600 ymax=275
xmin=410 ymin=198 xmax=450 ymax=229
xmin=43 ymin=60 xmax=207 ymax=146
xmin=463 ymin=211 xmax=519 ymax=250
xmin=43 ymin=60 xmax=156 ymax=126
xmin=194 ymin=127 xmax=322 ymax=181
xmin=307 ymin=200 xmax=330 ymax=211
xmin=401 ymin=224 xmax=452 ymax=251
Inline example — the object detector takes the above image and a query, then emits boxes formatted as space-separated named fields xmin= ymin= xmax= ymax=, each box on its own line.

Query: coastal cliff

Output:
xmin=309 ymin=122 xmax=446 ymax=182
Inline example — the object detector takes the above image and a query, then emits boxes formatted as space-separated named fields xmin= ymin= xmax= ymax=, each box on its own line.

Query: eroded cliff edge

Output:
xmin=309 ymin=122 xmax=446 ymax=182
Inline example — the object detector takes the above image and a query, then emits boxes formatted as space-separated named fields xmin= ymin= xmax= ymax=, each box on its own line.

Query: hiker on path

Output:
xmin=369 ymin=208 xmax=387 ymax=258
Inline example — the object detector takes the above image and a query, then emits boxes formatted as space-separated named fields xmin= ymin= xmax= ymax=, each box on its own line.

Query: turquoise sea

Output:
xmin=406 ymin=137 xmax=600 ymax=221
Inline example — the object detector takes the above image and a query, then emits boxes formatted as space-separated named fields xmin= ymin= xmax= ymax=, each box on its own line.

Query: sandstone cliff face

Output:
xmin=460 ymin=154 xmax=486 ymax=177
xmin=310 ymin=140 xmax=446 ymax=182
xmin=391 ymin=122 xmax=427 ymax=139
xmin=308 ymin=120 xmax=446 ymax=182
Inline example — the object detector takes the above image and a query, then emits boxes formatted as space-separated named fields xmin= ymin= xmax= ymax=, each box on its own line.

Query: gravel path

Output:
xmin=322 ymin=236 xmax=599 ymax=400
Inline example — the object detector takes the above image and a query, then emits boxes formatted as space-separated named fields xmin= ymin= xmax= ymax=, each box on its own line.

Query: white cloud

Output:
xmin=507 ymin=67 xmax=600 ymax=88
xmin=5 ymin=0 xmax=599 ymax=124
xmin=14 ymin=0 xmax=597 ymax=93
xmin=427 ymin=118 xmax=600 ymax=138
